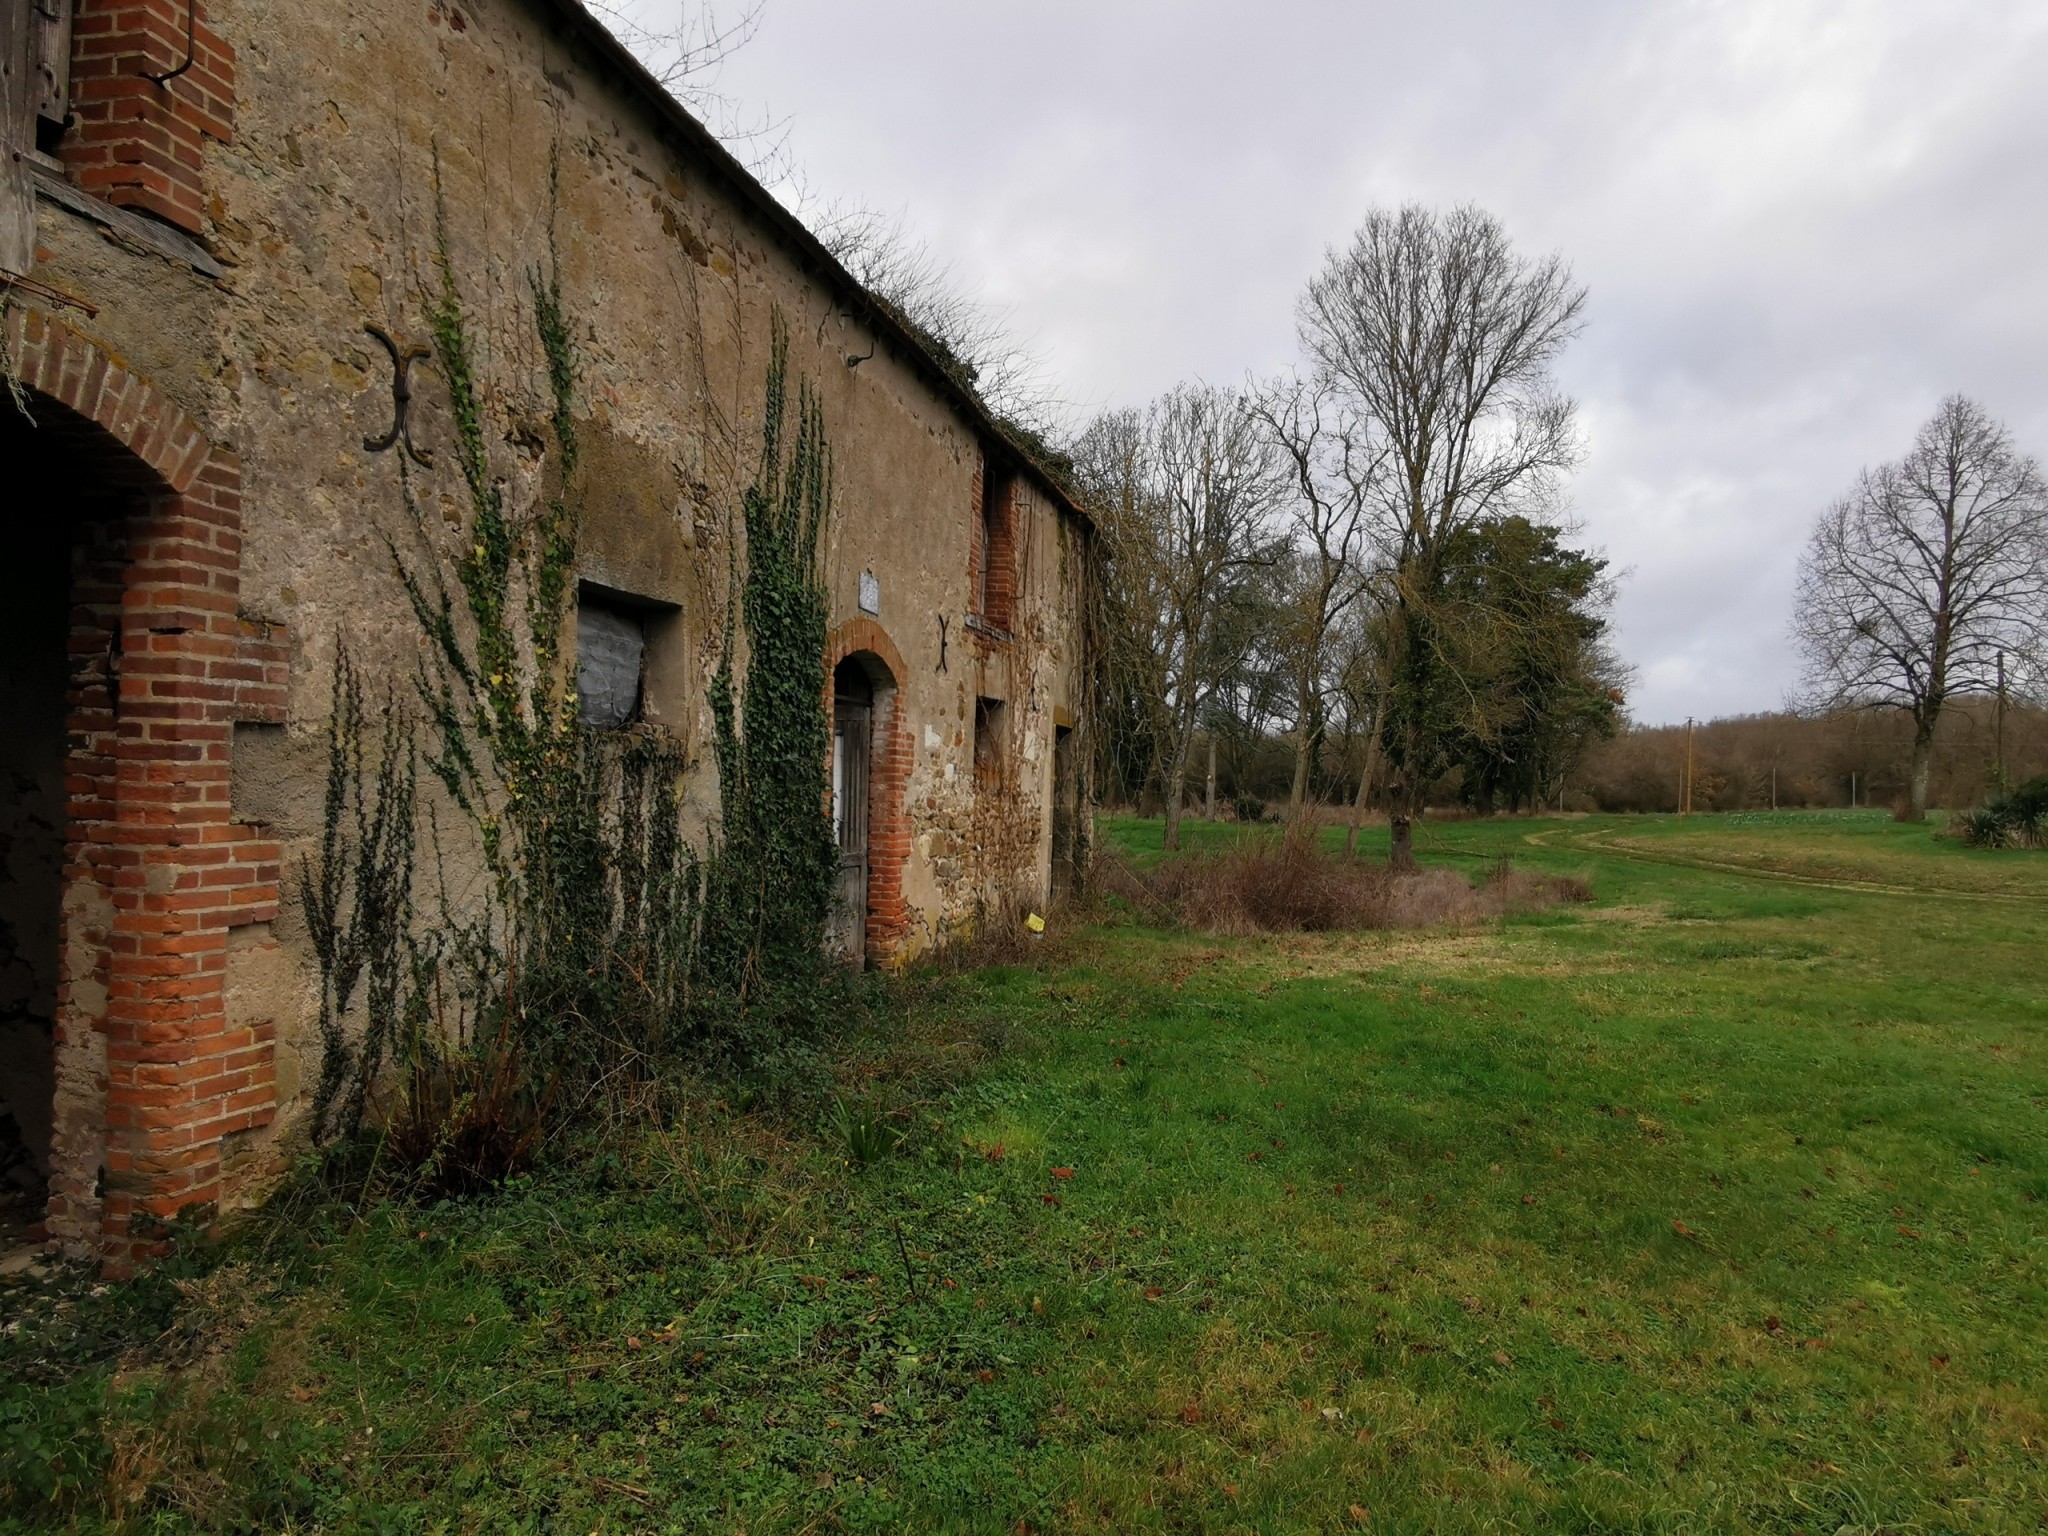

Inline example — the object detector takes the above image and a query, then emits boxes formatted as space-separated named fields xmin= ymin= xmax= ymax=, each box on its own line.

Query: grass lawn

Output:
xmin=5 ymin=812 xmax=2045 ymax=1533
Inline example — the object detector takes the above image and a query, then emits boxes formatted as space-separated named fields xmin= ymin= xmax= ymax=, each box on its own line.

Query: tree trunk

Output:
xmin=1204 ymin=733 xmax=1217 ymax=821
xmin=1907 ymin=716 xmax=1935 ymax=821
xmin=1388 ymin=788 xmax=1415 ymax=872
xmin=1345 ymin=713 xmax=1384 ymax=858
xmin=1289 ymin=731 xmax=1313 ymax=823
xmin=1163 ymin=721 xmax=1194 ymax=851
xmin=1164 ymin=758 xmax=1187 ymax=850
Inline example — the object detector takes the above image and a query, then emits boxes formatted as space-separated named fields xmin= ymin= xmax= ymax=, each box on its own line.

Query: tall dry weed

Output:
xmin=1099 ymin=833 xmax=1589 ymax=936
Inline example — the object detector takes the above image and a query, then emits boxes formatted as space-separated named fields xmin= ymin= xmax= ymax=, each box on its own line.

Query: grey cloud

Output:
xmin=631 ymin=0 xmax=2048 ymax=722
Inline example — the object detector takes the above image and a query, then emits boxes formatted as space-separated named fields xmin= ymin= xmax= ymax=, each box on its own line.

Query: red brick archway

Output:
xmin=825 ymin=619 xmax=911 ymax=966
xmin=5 ymin=307 xmax=287 ymax=1272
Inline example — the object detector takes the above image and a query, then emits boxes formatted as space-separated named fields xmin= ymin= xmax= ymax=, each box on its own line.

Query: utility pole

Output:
xmin=1995 ymin=649 xmax=2008 ymax=788
xmin=1680 ymin=717 xmax=1695 ymax=816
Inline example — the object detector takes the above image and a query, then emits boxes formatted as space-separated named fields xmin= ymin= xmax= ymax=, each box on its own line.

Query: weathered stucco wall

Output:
xmin=8 ymin=0 xmax=1089 ymax=1238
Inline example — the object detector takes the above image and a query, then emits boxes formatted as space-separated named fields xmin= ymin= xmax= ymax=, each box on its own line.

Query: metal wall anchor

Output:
xmin=362 ymin=322 xmax=433 ymax=466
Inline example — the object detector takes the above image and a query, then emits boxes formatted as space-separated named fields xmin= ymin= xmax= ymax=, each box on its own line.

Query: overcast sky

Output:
xmin=620 ymin=0 xmax=2048 ymax=725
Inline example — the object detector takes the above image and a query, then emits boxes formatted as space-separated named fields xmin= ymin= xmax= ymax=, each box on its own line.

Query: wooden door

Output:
xmin=830 ymin=692 xmax=871 ymax=962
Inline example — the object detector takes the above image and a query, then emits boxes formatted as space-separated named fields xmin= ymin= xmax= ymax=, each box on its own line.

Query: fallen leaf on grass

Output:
xmin=1144 ymin=1285 xmax=1164 ymax=1300
xmin=1349 ymin=1504 xmax=1370 ymax=1524
xmin=1180 ymin=1403 xmax=1202 ymax=1424
xmin=1671 ymin=1219 xmax=1697 ymax=1238
xmin=1051 ymin=1166 xmax=1074 ymax=1180
xmin=1897 ymin=1224 xmax=1921 ymax=1239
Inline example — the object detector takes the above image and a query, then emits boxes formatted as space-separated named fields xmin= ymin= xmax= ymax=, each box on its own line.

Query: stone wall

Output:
xmin=5 ymin=0 xmax=1090 ymax=1260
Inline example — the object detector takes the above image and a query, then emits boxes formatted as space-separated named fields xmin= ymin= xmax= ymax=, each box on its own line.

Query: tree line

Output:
xmin=1072 ymin=205 xmax=1626 ymax=864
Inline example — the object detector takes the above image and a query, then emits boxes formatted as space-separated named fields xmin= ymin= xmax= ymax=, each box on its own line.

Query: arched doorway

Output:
xmin=0 ymin=387 xmax=160 ymax=1250
xmin=826 ymin=640 xmax=907 ymax=967
xmin=0 ymin=313 xmax=287 ymax=1270
xmin=830 ymin=658 xmax=873 ymax=960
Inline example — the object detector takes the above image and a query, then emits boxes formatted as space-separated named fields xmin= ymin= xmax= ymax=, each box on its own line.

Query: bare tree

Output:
xmin=1251 ymin=374 xmax=1385 ymax=819
xmin=1326 ymin=586 xmax=1395 ymax=854
xmin=811 ymin=203 xmax=1066 ymax=436
xmin=1149 ymin=386 xmax=1288 ymax=849
xmin=1794 ymin=395 xmax=2048 ymax=819
xmin=1300 ymin=204 xmax=1587 ymax=868
xmin=588 ymin=2 xmax=795 ymax=182
xmin=1073 ymin=407 xmax=1176 ymax=811
xmin=1075 ymin=387 xmax=1285 ymax=849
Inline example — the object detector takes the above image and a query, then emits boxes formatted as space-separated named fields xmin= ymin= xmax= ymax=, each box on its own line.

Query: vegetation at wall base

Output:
xmin=5 ymin=810 xmax=2044 ymax=1532
xmin=302 ymin=164 xmax=847 ymax=1195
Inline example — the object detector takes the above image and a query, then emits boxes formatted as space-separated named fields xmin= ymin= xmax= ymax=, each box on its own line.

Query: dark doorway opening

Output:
xmin=830 ymin=659 xmax=873 ymax=962
xmin=0 ymin=409 xmax=94 ymax=1244
xmin=1051 ymin=723 xmax=1079 ymax=905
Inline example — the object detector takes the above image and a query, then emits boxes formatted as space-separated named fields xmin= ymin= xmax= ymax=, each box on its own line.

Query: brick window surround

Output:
xmin=60 ymin=0 xmax=236 ymax=234
xmin=824 ymin=619 xmax=911 ymax=966
xmin=969 ymin=457 xmax=1017 ymax=634
xmin=4 ymin=307 xmax=285 ymax=1275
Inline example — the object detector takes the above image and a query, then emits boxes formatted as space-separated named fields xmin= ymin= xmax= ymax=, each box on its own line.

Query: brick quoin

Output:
xmin=61 ymin=0 xmax=236 ymax=234
xmin=6 ymin=310 xmax=285 ymax=1274
xmin=825 ymin=619 xmax=912 ymax=966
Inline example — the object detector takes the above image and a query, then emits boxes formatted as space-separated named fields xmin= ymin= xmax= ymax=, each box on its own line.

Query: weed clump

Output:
xmin=1100 ymin=832 xmax=1590 ymax=936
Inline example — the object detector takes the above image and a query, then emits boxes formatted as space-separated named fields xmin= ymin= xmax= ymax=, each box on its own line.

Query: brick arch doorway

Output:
xmin=826 ymin=621 xmax=911 ymax=967
xmin=1 ymin=313 xmax=286 ymax=1270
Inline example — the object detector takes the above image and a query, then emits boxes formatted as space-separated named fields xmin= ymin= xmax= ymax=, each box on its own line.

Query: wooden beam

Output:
xmin=2 ymin=0 xmax=35 ymax=277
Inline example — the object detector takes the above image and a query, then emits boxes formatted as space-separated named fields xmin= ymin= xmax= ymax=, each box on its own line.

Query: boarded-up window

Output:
xmin=575 ymin=595 xmax=645 ymax=730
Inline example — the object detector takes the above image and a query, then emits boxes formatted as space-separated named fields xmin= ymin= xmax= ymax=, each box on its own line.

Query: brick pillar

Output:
xmin=864 ymin=685 xmax=913 ymax=963
xmin=63 ymin=0 xmax=235 ymax=234
xmin=99 ymin=453 xmax=285 ymax=1271
xmin=3 ymin=311 xmax=285 ymax=1269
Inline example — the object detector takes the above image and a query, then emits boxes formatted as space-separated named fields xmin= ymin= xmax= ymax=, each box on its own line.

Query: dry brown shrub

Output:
xmin=1102 ymin=834 xmax=1590 ymax=936
xmin=383 ymin=1033 xmax=557 ymax=1200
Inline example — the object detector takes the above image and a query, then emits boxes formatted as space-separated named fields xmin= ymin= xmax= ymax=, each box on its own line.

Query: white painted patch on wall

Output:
xmin=924 ymin=723 xmax=943 ymax=751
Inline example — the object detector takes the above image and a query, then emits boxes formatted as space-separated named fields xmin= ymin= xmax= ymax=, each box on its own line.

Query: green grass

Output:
xmin=5 ymin=813 xmax=2046 ymax=1532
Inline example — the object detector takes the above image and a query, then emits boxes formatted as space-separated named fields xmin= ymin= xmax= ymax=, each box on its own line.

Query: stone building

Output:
xmin=0 ymin=0 xmax=1093 ymax=1266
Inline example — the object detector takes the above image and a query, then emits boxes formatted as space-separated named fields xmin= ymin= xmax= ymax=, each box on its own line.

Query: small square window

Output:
xmin=973 ymin=697 xmax=1005 ymax=787
xmin=576 ymin=593 xmax=646 ymax=730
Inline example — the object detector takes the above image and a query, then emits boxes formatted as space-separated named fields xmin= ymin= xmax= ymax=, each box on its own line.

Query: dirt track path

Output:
xmin=1520 ymin=824 xmax=2043 ymax=905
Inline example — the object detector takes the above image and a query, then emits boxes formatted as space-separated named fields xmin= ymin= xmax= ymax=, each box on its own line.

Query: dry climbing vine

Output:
xmin=302 ymin=159 xmax=844 ymax=1171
